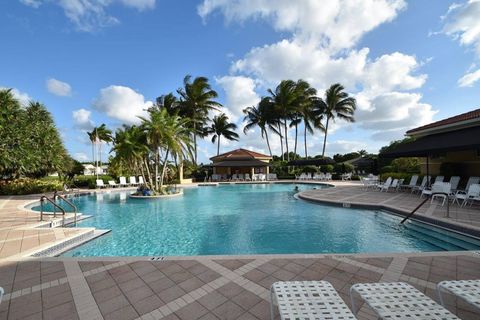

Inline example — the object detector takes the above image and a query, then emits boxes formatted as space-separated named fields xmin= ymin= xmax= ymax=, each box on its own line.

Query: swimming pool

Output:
xmin=31 ymin=183 xmax=480 ymax=256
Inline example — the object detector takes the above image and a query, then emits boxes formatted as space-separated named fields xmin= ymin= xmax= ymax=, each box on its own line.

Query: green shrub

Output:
xmin=379 ymin=172 xmax=415 ymax=183
xmin=72 ymin=175 xmax=115 ymax=189
xmin=301 ymin=166 xmax=318 ymax=173
xmin=321 ymin=165 xmax=334 ymax=173
xmin=0 ymin=178 xmax=63 ymax=195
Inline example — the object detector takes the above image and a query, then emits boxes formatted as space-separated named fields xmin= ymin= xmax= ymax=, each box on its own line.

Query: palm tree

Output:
xmin=177 ymin=75 xmax=222 ymax=165
xmin=267 ymin=80 xmax=297 ymax=161
xmin=300 ymin=96 xmax=325 ymax=158
xmin=95 ymin=124 xmax=112 ymax=168
xmin=208 ymin=113 xmax=239 ymax=155
xmin=319 ymin=83 xmax=356 ymax=156
xmin=155 ymin=93 xmax=179 ymax=116
xmin=243 ymin=98 xmax=279 ymax=156
xmin=87 ymin=127 xmax=99 ymax=171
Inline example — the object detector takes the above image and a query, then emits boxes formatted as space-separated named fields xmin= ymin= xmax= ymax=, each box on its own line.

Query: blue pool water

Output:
xmin=31 ymin=183 xmax=479 ymax=256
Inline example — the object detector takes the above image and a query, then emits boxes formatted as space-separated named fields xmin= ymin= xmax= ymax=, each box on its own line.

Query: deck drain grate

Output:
xmin=150 ymin=256 xmax=165 ymax=261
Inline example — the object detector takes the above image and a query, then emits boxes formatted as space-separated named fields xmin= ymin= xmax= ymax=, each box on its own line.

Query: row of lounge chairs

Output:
xmin=210 ymin=173 xmax=278 ymax=182
xmin=270 ymin=279 xmax=480 ymax=320
xmin=96 ymin=176 xmax=144 ymax=188
xmin=296 ymin=172 xmax=333 ymax=181
xmin=371 ymin=175 xmax=480 ymax=206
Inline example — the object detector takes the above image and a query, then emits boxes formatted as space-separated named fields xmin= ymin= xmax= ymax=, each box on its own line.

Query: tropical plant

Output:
xmin=208 ymin=113 xmax=239 ymax=155
xmin=155 ymin=93 xmax=179 ymax=116
xmin=242 ymin=98 xmax=279 ymax=156
xmin=0 ymin=89 xmax=70 ymax=179
xmin=266 ymin=80 xmax=297 ymax=161
xmin=96 ymin=124 xmax=113 ymax=167
xmin=177 ymin=75 xmax=222 ymax=165
xmin=318 ymin=83 xmax=356 ymax=156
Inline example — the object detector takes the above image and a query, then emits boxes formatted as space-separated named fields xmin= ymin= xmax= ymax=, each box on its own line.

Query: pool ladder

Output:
xmin=40 ymin=192 xmax=78 ymax=227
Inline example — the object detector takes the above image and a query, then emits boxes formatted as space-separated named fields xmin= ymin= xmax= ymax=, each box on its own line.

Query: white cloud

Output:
xmin=356 ymin=92 xmax=436 ymax=140
xmin=46 ymin=78 xmax=72 ymax=96
xmin=19 ymin=0 xmax=156 ymax=31
xmin=20 ymin=0 xmax=41 ymax=8
xmin=74 ymin=152 xmax=89 ymax=162
xmin=92 ymin=85 xmax=151 ymax=125
xmin=458 ymin=68 xmax=480 ymax=87
xmin=0 ymin=87 xmax=31 ymax=106
xmin=442 ymin=0 xmax=480 ymax=57
xmin=72 ymin=108 xmax=94 ymax=130
xmin=215 ymin=76 xmax=260 ymax=122
xmin=199 ymin=0 xmax=406 ymax=52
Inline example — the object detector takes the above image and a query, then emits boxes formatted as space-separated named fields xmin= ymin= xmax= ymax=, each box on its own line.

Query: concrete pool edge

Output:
xmin=297 ymin=190 xmax=480 ymax=238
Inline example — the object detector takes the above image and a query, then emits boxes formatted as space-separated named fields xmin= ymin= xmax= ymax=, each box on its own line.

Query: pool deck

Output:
xmin=0 ymin=182 xmax=480 ymax=319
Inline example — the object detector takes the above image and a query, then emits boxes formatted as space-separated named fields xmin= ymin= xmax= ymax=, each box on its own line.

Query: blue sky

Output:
xmin=1 ymin=0 xmax=480 ymax=163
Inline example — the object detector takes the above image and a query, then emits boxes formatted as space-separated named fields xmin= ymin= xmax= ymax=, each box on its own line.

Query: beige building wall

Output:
xmin=419 ymin=149 xmax=480 ymax=176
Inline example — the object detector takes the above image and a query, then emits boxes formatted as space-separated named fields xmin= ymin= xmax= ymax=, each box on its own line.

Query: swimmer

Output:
xmin=294 ymin=186 xmax=299 ymax=192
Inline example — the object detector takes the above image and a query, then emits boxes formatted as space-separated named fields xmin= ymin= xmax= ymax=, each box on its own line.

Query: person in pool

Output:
xmin=294 ymin=186 xmax=299 ymax=192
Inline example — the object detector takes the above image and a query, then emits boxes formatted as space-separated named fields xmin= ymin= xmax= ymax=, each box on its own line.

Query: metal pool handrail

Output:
xmin=400 ymin=192 xmax=450 ymax=224
xmin=40 ymin=195 xmax=66 ymax=225
xmin=54 ymin=192 xmax=78 ymax=226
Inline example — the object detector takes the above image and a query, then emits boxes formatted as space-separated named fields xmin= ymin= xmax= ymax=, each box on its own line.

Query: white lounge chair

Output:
xmin=386 ymin=178 xmax=400 ymax=192
xmin=400 ymin=175 xmax=418 ymax=191
xmin=325 ymin=173 xmax=332 ymax=181
xmin=244 ymin=173 xmax=251 ymax=181
xmin=422 ymin=182 xmax=451 ymax=206
xmin=119 ymin=176 xmax=128 ymax=187
xmin=138 ymin=176 xmax=145 ymax=185
xmin=96 ymin=179 xmax=107 ymax=188
xmin=350 ymin=282 xmax=459 ymax=319
xmin=129 ymin=176 xmax=138 ymax=186
xmin=271 ymin=281 xmax=356 ymax=320
xmin=412 ymin=175 xmax=430 ymax=194
xmin=238 ymin=174 xmax=245 ymax=181
xmin=108 ymin=180 xmax=118 ymax=188
xmin=433 ymin=175 xmax=444 ymax=184
xmin=268 ymin=173 xmax=278 ymax=181
xmin=378 ymin=177 xmax=392 ymax=192
xmin=231 ymin=174 xmax=238 ymax=181
xmin=458 ymin=176 xmax=480 ymax=194
xmin=454 ymin=183 xmax=480 ymax=206
xmin=437 ymin=279 xmax=480 ymax=312
xmin=342 ymin=173 xmax=352 ymax=181
xmin=448 ymin=176 xmax=461 ymax=193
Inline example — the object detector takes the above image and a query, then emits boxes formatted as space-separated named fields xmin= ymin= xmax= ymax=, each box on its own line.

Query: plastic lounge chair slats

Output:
xmin=350 ymin=282 xmax=459 ymax=319
xmin=271 ymin=281 xmax=356 ymax=320
xmin=437 ymin=279 xmax=480 ymax=311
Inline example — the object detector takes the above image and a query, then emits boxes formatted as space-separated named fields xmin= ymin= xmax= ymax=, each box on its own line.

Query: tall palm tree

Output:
xmin=95 ymin=124 xmax=112 ymax=168
xmin=267 ymin=80 xmax=297 ymax=161
xmin=319 ymin=83 xmax=356 ymax=156
xmin=243 ymin=98 xmax=279 ymax=157
xmin=208 ymin=113 xmax=239 ymax=155
xmin=300 ymin=96 xmax=325 ymax=158
xmin=177 ymin=75 xmax=222 ymax=165
xmin=87 ymin=127 xmax=99 ymax=171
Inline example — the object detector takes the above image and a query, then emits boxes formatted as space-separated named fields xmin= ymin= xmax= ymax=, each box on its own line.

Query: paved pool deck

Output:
xmin=0 ymin=182 xmax=480 ymax=319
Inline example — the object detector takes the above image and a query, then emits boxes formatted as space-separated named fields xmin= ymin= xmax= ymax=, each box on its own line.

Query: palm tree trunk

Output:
xmin=278 ymin=123 xmax=284 ymax=160
xmin=264 ymin=128 xmax=272 ymax=157
xmin=193 ymin=122 xmax=197 ymax=165
xmin=293 ymin=121 xmax=298 ymax=159
xmin=284 ymin=119 xmax=289 ymax=162
xmin=321 ymin=117 xmax=330 ymax=157
xmin=99 ymin=141 xmax=102 ymax=168
xmin=155 ymin=148 xmax=159 ymax=191
xmin=160 ymin=148 xmax=170 ymax=188
xmin=143 ymin=158 xmax=153 ymax=189
xmin=304 ymin=124 xmax=308 ymax=158
xmin=217 ymin=135 xmax=220 ymax=155
xmin=91 ymin=142 xmax=95 ymax=168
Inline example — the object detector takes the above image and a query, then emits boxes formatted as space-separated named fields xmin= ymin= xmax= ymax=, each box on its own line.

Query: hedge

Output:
xmin=0 ymin=179 xmax=63 ymax=195
xmin=379 ymin=172 xmax=416 ymax=183
xmin=72 ymin=175 xmax=115 ymax=189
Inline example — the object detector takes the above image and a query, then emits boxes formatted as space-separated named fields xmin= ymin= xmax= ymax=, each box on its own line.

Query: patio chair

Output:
xmin=386 ymin=178 xmax=400 ymax=192
xmin=270 ymin=281 xmax=357 ymax=320
xmin=454 ymin=183 xmax=480 ymax=206
xmin=421 ymin=182 xmax=451 ymax=206
xmin=447 ymin=176 xmax=461 ymax=193
xmin=412 ymin=175 xmax=430 ymax=194
xmin=96 ymin=179 xmax=107 ymax=189
xmin=129 ymin=176 xmax=138 ymax=186
xmin=306 ymin=173 xmax=312 ymax=180
xmin=378 ymin=177 xmax=392 ymax=192
xmin=433 ymin=175 xmax=444 ymax=184
xmin=245 ymin=173 xmax=251 ymax=181
xmin=268 ymin=173 xmax=278 ymax=181
xmin=238 ymin=174 xmax=245 ymax=181
xmin=138 ymin=176 xmax=145 ymax=185
xmin=342 ymin=173 xmax=352 ymax=181
xmin=400 ymin=175 xmax=418 ymax=191
xmin=108 ymin=180 xmax=118 ymax=188
xmin=350 ymin=282 xmax=459 ymax=319
xmin=119 ymin=176 xmax=128 ymax=187
xmin=458 ymin=176 xmax=480 ymax=193
xmin=325 ymin=173 xmax=332 ymax=181
xmin=437 ymin=279 xmax=480 ymax=312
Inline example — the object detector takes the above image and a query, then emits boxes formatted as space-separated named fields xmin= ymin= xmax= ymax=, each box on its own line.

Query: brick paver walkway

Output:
xmin=1 ymin=253 xmax=479 ymax=320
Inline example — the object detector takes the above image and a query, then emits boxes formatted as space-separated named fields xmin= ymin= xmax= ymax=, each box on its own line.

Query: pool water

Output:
xmin=31 ymin=183 xmax=479 ymax=256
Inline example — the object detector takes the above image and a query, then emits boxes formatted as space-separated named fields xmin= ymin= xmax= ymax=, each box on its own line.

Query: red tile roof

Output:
xmin=407 ymin=108 xmax=480 ymax=135
xmin=210 ymin=148 xmax=272 ymax=161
